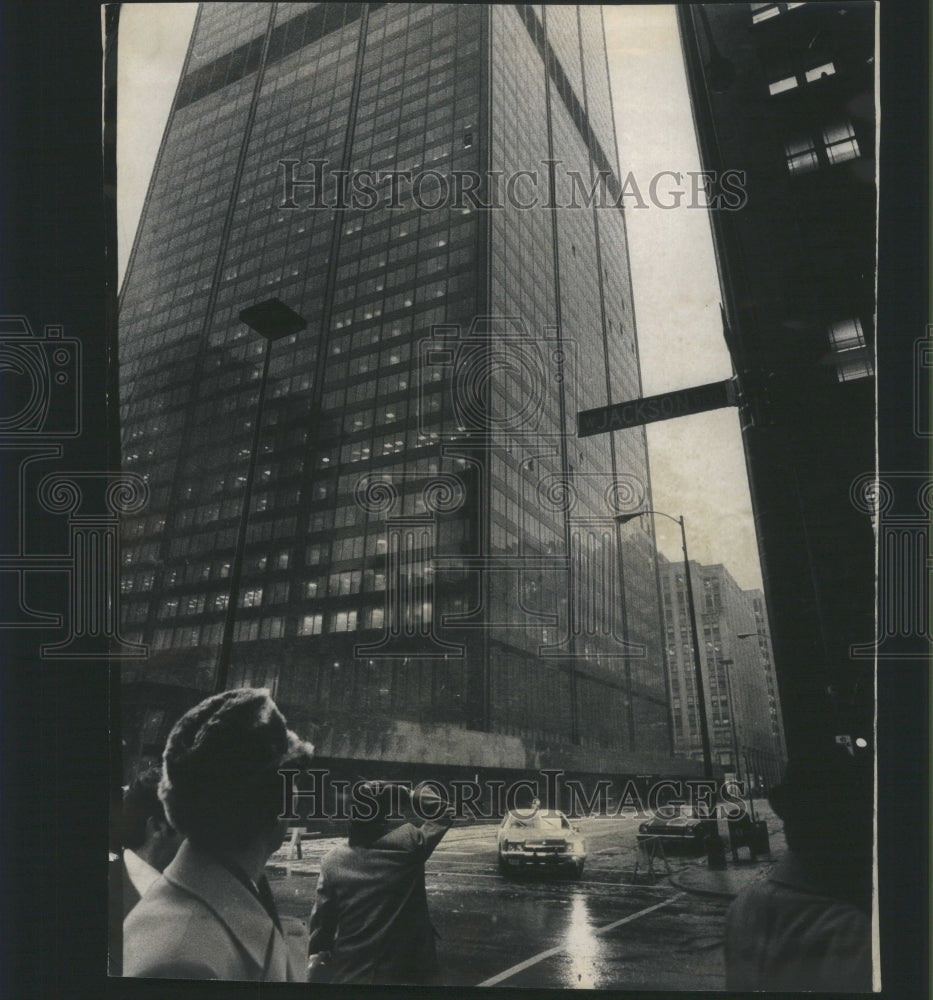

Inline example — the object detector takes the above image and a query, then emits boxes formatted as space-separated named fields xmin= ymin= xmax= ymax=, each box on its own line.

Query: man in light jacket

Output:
xmin=108 ymin=765 xmax=181 ymax=975
xmin=123 ymin=688 xmax=315 ymax=981
xmin=307 ymin=780 xmax=455 ymax=985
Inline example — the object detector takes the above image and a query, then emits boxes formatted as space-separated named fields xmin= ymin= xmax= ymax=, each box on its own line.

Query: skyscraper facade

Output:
xmin=678 ymin=3 xmax=876 ymax=759
xmin=658 ymin=556 xmax=786 ymax=790
xmin=119 ymin=3 xmax=674 ymax=775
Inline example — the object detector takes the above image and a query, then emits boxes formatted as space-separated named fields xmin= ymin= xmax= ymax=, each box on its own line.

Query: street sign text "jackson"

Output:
xmin=577 ymin=378 xmax=737 ymax=437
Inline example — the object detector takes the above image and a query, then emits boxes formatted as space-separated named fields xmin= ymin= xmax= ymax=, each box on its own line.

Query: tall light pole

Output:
xmin=616 ymin=509 xmax=725 ymax=868
xmin=213 ymin=298 xmax=306 ymax=694
xmin=616 ymin=510 xmax=715 ymax=779
xmin=718 ymin=655 xmax=757 ymax=822
xmin=718 ymin=657 xmax=742 ymax=781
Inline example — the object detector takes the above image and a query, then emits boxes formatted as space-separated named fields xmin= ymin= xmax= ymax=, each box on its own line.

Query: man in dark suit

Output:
xmin=307 ymin=781 xmax=455 ymax=985
xmin=123 ymin=688 xmax=315 ymax=981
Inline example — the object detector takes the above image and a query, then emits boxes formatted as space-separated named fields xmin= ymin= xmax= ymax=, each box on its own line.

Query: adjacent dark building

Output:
xmin=118 ymin=3 xmax=681 ymax=781
xmin=678 ymin=2 xmax=876 ymax=759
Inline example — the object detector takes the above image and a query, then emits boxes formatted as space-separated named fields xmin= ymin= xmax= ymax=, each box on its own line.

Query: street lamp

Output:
xmin=718 ymin=655 xmax=756 ymax=821
xmin=616 ymin=510 xmax=714 ymax=778
xmin=213 ymin=298 xmax=306 ymax=694
xmin=615 ymin=508 xmax=726 ymax=868
xmin=717 ymin=658 xmax=742 ymax=778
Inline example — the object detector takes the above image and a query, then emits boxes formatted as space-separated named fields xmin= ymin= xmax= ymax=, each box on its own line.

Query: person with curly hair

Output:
xmin=123 ymin=688 xmax=315 ymax=981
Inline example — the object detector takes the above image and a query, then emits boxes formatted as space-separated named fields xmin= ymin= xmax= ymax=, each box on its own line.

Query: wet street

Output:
xmin=266 ymin=811 xmax=761 ymax=990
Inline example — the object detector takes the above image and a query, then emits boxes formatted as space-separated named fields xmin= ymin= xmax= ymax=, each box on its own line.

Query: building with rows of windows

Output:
xmin=678 ymin=3 xmax=876 ymax=760
xmin=658 ymin=555 xmax=785 ymax=792
xmin=118 ymin=3 xmax=685 ymax=781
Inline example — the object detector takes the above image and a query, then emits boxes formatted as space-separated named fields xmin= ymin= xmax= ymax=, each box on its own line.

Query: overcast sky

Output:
xmin=116 ymin=3 xmax=763 ymax=590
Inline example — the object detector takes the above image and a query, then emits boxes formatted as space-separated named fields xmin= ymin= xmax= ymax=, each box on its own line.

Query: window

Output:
xmin=331 ymin=610 xmax=358 ymax=632
xmin=828 ymin=317 xmax=866 ymax=353
xmin=259 ymin=616 xmax=285 ymax=639
xmin=182 ymin=594 xmax=205 ymax=616
xmin=240 ymin=586 xmax=263 ymax=608
xmin=768 ymin=75 xmax=798 ymax=95
xmin=299 ymin=613 xmax=323 ymax=636
xmin=363 ymin=606 xmax=385 ymax=630
xmin=751 ymin=3 xmax=781 ymax=22
xmin=752 ymin=1 xmax=805 ymax=20
xmin=828 ymin=316 xmax=873 ymax=379
xmin=158 ymin=598 xmax=179 ymax=619
xmin=329 ymin=571 xmax=362 ymax=596
xmin=822 ymin=120 xmax=860 ymax=165
xmin=306 ymin=542 xmax=329 ymax=565
xmin=805 ymin=61 xmax=836 ymax=83
xmin=837 ymin=356 xmax=874 ymax=382
xmin=234 ymin=620 xmax=259 ymax=642
xmin=784 ymin=135 xmax=818 ymax=175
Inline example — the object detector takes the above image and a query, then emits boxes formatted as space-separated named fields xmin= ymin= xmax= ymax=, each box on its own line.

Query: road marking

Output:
xmin=428 ymin=869 xmax=678 ymax=891
xmin=428 ymin=871 xmax=504 ymax=880
xmin=476 ymin=892 xmax=686 ymax=987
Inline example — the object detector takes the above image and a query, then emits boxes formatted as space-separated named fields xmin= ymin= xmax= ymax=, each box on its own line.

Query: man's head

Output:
xmin=769 ymin=744 xmax=873 ymax=909
xmin=347 ymin=781 xmax=392 ymax=846
xmin=159 ymin=688 xmax=315 ymax=855
xmin=121 ymin=766 xmax=181 ymax=871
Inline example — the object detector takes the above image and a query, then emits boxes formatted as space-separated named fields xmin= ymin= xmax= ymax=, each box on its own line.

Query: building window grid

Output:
xmin=121 ymin=5 xmax=670 ymax=748
xmin=784 ymin=119 xmax=860 ymax=175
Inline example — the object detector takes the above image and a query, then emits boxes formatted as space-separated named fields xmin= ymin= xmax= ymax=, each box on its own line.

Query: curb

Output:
xmin=667 ymin=872 xmax=741 ymax=899
xmin=668 ymin=858 xmax=778 ymax=900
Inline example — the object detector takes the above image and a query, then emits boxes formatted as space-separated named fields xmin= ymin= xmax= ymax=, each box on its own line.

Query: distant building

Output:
xmin=658 ymin=555 xmax=786 ymax=791
xmin=118 ymin=4 xmax=677 ymax=780
xmin=678 ymin=3 xmax=876 ymax=758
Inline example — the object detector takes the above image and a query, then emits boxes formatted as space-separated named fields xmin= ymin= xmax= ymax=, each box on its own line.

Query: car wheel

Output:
xmin=498 ymin=855 xmax=511 ymax=876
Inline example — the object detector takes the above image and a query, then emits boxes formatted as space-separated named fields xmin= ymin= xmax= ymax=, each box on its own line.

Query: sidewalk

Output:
xmin=668 ymin=802 xmax=786 ymax=899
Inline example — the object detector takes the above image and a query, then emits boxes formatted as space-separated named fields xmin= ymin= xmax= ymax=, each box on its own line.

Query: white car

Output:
xmin=496 ymin=809 xmax=587 ymax=878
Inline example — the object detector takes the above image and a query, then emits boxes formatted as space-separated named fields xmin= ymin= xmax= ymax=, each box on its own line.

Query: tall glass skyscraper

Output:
xmin=119 ymin=3 xmax=674 ymax=774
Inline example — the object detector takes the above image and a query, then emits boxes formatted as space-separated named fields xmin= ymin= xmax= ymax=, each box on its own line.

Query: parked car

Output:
xmin=497 ymin=809 xmax=586 ymax=878
xmin=636 ymin=807 xmax=706 ymax=855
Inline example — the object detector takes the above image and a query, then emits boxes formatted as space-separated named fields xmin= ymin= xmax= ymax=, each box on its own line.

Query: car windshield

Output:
xmin=507 ymin=812 xmax=570 ymax=831
xmin=537 ymin=815 xmax=571 ymax=831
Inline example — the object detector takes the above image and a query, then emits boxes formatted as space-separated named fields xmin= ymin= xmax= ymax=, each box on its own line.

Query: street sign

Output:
xmin=577 ymin=378 xmax=737 ymax=437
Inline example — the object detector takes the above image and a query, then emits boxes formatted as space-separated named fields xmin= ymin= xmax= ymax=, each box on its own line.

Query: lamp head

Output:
xmin=239 ymin=298 xmax=306 ymax=341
